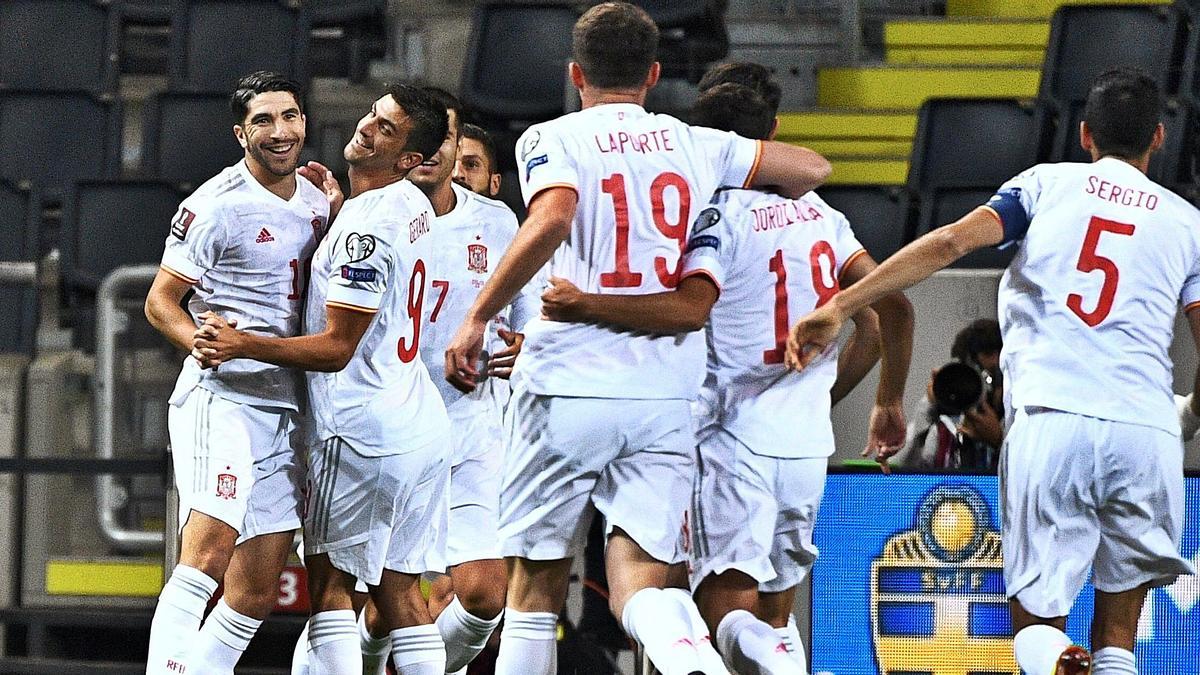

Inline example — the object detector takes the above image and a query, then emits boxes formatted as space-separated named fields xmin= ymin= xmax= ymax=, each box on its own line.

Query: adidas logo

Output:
xmin=255 ymin=228 xmax=275 ymax=244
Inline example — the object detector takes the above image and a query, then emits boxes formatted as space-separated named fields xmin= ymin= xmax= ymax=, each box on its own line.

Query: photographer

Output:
xmin=895 ymin=319 xmax=1004 ymax=471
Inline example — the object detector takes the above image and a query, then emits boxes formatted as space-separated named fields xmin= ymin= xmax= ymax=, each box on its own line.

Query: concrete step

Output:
xmin=947 ymin=0 xmax=1167 ymax=19
xmin=884 ymin=19 xmax=1048 ymax=66
xmin=825 ymin=156 xmax=910 ymax=185
xmin=776 ymin=109 xmax=918 ymax=139
xmin=816 ymin=66 xmax=1040 ymax=109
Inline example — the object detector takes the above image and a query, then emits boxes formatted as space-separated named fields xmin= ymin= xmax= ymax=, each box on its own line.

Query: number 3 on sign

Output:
xmin=1067 ymin=216 xmax=1135 ymax=327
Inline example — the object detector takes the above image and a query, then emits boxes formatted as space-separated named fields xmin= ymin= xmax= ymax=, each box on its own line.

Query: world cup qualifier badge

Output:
xmin=467 ymin=243 xmax=488 ymax=273
xmin=215 ymin=471 xmax=238 ymax=500
xmin=870 ymin=484 xmax=1017 ymax=674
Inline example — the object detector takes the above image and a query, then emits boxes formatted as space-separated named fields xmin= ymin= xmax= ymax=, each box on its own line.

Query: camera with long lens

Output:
xmin=931 ymin=359 xmax=1000 ymax=417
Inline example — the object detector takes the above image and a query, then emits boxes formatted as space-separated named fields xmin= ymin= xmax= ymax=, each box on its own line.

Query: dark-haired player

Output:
xmin=443 ymin=3 xmax=833 ymax=674
xmin=454 ymin=123 xmax=502 ymax=198
xmin=144 ymin=70 xmax=329 ymax=675
xmin=541 ymin=81 xmax=912 ymax=675
xmin=789 ymin=67 xmax=1199 ymax=675
xmin=193 ymin=84 xmax=453 ymax=673
xmin=697 ymin=61 xmax=781 ymax=114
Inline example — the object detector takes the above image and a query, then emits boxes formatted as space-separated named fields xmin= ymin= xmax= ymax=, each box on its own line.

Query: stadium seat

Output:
xmin=308 ymin=0 xmax=388 ymax=81
xmin=818 ymin=185 xmax=911 ymax=262
xmin=634 ymin=0 xmax=726 ymax=28
xmin=461 ymin=2 xmax=579 ymax=121
xmin=1040 ymin=5 xmax=1186 ymax=103
xmin=0 ymin=91 xmax=121 ymax=198
xmin=1047 ymin=99 xmax=1196 ymax=186
xmin=908 ymin=98 xmax=1040 ymax=193
xmin=0 ymin=0 xmax=119 ymax=93
xmin=0 ymin=180 xmax=40 ymax=353
xmin=169 ymin=0 xmax=309 ymax=92
xmin=143 ymin=92 xmax=244 ymax=191
xmin=919 ymin=187 xmax=1016 ymax=269
xmin=60 ymin=181 xmax=185 ymax=349
xmin=637 ymin=0 xmax=729 ymax=81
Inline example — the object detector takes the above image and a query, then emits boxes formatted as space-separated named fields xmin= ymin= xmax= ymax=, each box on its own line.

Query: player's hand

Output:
xmin=445 ymin=317 xmax=487 ymax=393
xmin=192 ymin=311 xmax=241 ymax=369
xmin=540 ymin=276 xmax=586 ymax=322
xmin=298 ymin=161 xmax=344 ymax=223
xmin=1177 ymin=393 xmax=1200 ymax=442
xmin=864 ymin=401 xmax=906 ymax=474
xmin=960 ymin=398 xmax=1003 ymax=447
xmin=487 ymin=328 xmax=524 ymax=380
xmin=785 ymin=303 xmax=844 ymax=371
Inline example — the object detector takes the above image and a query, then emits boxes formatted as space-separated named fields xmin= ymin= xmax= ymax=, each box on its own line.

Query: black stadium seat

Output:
xmin=0 ymin=0 xmax=119 ymax=93
xmin=0 ymin=180 xmax=40 ymax=353
xmin=923 ymin=187 xmax=1016 ymax=269
xmin=817 ymin=185 xmax=910 ymax=262
xmin=169 ymin=0 xmax=309 ymax=92
xmin=143 ymin=92 xmax=243 ymax=190
xmin=461 ymin=2 xmax=579 ymax=121
xmin=1049 ymin=99 xmax=1197 ymax=186
xmin=0 ymin=91 xmax=121 ymax=198
xmin=908 ymin=98 xmax=1040 ymax=193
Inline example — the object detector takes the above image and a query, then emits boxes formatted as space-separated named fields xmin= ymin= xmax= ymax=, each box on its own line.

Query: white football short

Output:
xmin=304 ymin=434 xmax=450 ymax=586
xmin=500 ymin=383 xmax=694 ymax=562
xmin=1001 ymin=407 xmax=1194 ymax=618
xmin=167 ymin=387 xmax=303 ymax=545
xmin=690 ymin=427 xmax=827 ymax=593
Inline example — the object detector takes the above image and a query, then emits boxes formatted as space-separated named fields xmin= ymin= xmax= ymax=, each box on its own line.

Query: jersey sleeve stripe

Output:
xmin=741 ymin=140 xmax=764 ymax=189
xmin=837 ymin=249 xmax=870 ymax=284
xmin=979 ymin=204 xmax=1003 ymax=225
xmin=160 ymin=264 xmax=198 ymax=284
xmin=326 ymin=300 xmax=379 ymax=315
xmin=1185 ymin=300 xmax=1200 ymax=314
xmin=681 ymin=268 xmax=723 ymax=294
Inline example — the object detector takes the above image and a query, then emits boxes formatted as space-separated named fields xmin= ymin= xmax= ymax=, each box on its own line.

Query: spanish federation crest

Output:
xmin=870 ymin=484 xmax=1017 ymax=675
xmin=467 ymin=243 xmax=488 ymax=273
xmin=215 ymin=472 xmax=238 ymax=500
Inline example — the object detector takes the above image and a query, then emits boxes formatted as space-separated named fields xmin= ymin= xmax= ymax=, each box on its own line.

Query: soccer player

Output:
xmin=453 ymin=123 xmax=503 ymax=199
xmin=443 ymin=4 xmax=832 ymax=674
xmin=540 ymin=81 xmax=913 ymax=675
xmin=143 ymin=71 xmax=329 ymax=675
xmin=788 ymin=67 xmax=1198 ymax=675
xmin=192 ymin=84 xmax=452 ymax=674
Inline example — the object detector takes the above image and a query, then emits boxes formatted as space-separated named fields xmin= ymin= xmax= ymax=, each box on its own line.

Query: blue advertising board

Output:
xmin=811 ymin=473 xmax=1199 ymax=674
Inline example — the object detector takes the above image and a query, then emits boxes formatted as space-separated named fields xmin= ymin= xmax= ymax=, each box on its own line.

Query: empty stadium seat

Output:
xmin=918 ymin=187 xmax=1016 ymax=269
xmin=0 ymin=1 xmax=119 ymax=92
xmin=1049 ymin=99 xmax=1197 ymax=186
xmin=143 ymin=92 xmax=244 ymax=190
xmin=0 ymin=91 xmax=121 ymax=198
xmin=638 ymin=0 xmax=729 ymax=81
xmin=0 ymin=181 xmax=40 ymax=353
xmin=635 ymin=0 xmax=726 ymax=28
xmin=461 ymin=3 xmax=579 ymax=121
xmin=169 ymin=0 xmax=309 ymax=92
xmin=908 ymin=98 xmax=1040 ymax=193
xmin=308 ymin=0 xmax=388 ymax=81
xmin=1040 ymin=5 xmax=1186 ymax=103
xmin=818 ymin=185 xmax=910 ymax=262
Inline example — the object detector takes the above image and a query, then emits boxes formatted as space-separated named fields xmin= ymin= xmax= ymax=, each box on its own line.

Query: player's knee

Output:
xmin=222 ymin=580 xmax=280 ymax=620
xmin=458 ymin=582 xmax=506 ymax=620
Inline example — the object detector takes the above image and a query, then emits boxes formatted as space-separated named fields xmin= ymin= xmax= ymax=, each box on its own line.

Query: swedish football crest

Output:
xmin=870 ymin=484 xmax=1017 ymax=675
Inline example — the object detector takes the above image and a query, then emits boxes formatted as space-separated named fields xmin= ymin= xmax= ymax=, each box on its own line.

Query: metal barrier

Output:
xmin=94 ymin=264 xmax=163 ymax=552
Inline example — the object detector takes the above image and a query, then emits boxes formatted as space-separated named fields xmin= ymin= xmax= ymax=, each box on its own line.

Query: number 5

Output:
xmin=1067 ymin=216 xmax=1135 ymax=327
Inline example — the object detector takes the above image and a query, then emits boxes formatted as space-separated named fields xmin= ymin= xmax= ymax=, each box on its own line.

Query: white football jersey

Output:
xmin=419 ymin=182 xmax=541 ymax=414
xmin=160 ymin=159 xmax=328 ymax=410
xmin=683 ymin=188 xmax=866 ymax=458
xmin=991 ymin=157 xmax=1200 ymax=435
xmin=305 ymin=179 xmax=450 ymax=457
xmin=514 ymin=103 xmax=762 ymax=399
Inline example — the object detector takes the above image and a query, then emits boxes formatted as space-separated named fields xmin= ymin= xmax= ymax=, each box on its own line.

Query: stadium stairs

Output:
xmin=779 ymin=0 xmax=1169 ymax=185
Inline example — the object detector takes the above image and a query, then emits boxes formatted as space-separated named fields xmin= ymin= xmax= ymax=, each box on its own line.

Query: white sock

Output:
xmin=494 ymin=608 xmax=557 ymax=675
xmin=1093 ymin=646 xmax=1136 ymax=674
xmin=358 ymin=610 xmax=390 ymax=675
xmin=291 ymin=621 xmax=310 ymax=675
xmin=1014 ymin=624 xmax=1074 ymax=675
xmin=661 ymin=587 xmax=726 ymax=673
xmin=389 ymin=624 xmax=446 ymax=675
xmin=147 ymin=564 xmax=218 ymax=675
xmin=308 ymin=610 xmax=362 ymax=675
xmin=621 ymin=587 xmax=709 ymax=675
xmin=715 ymin=609 xmax=805 ymax=675
xmin=782 ymin=614 xmax=808 ymax=671
xmin=436 ymin=596 xmax=502 ymax=671
xmin=187 ymin=598 xmax=263 ymax=674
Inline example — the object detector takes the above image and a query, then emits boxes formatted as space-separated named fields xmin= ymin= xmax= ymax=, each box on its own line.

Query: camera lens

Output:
xmin=932 ymin=362 xmax=984 ymax=416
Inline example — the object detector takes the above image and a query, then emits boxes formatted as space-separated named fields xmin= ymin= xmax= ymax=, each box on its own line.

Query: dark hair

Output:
xmin=572 ymin=2 xmax=658 ymax=89
xmin=698 ymin=62 xmax=781 ymax=115
xmin=1083 ymin=67 xmax=1163 ymax=160
xmin=230 ymin=70 xmax=304 ymax=124
xmin=386 ymin=83 xmax=450 ymax=161
xmin=460 ymin=123 xmax=499 ymax=174
xmin=951 ymin=319 xmax=1002 ymax=365
xmin=691 ymin=83 xmax=775 ymax=141
xmin=421 ymin=85 xmax=464 ymax=134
